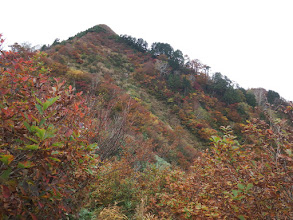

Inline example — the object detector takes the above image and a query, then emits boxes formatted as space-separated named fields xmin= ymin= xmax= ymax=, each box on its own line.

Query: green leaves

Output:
xmin=210 ymin=135 xmax=221 ymax=143
xmin=23 ymin=144 xmax=39 ymax=150
xmin=232 ymin=189 xmax=241 ymax=197
xmin=227 ymin=182 xmax=254 ymax=201
xmin=0 ymin=168 xmax=12 ymax=180
xmin=36 ymin=96 xmax=59 ymax=115
xmin=24 ymin=121 xmax=31 ymax=132
xmin=36 ymin=103 xmax=44 ymax=115
xmin=43 ymin=96 xmax=59 ymax=111
xmin=236 ymin=183 xmax=254 ymax=193
xmin=49 ymin=157 xmax=61 ymax=162
xmin=87 ymin=143 xmax=99 ymax=151
xmin=237 ymin=183 xmax=245 ymax=190
xmin=238 ymin=215 xmax=246 ymax=220
xmin=17 ymin=161 xmax=34 ymax=168
xmin=31 ymin=124 xmax=56 ymax=141
xmin=0 ymin=154 xmax=14 ymax=165
xmin=246 ymin=183 xmax=253 ymax=191
xmin=31 ymin=126 xmax=46 ymax=140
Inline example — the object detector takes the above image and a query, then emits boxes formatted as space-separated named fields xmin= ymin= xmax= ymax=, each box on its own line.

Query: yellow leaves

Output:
xmin=23 ymin=144 xmax=39 ymax=150
xmin=66 ymin=68 xmax=92 ymax=81
xmin=49 ymin=157 xmax=61 ymax=163
xmin=134 ymin=97 xmax=141 ymax=103
xmin=226 ymin=181 xmax=233 ymax=186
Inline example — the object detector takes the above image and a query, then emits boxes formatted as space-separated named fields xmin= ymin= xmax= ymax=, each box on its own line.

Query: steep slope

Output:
xmin=44 ymin=25 xmax=251 ymax=142
xmin=2 ymin=26 xmax=292 ymax=219
xmin=47 ymin=24 xmax=293 ymax=217
xmin=42 ymin=24 xmax=293 ymax=158
xmin=43 ymin=25 xmax=203 ymax=166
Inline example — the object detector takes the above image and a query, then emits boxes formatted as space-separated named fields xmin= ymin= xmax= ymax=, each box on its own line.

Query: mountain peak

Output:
xmin=97 ymin=24 xmax=117 ymax=35
xmin=66 ymin=24 xmax=117 ymax=41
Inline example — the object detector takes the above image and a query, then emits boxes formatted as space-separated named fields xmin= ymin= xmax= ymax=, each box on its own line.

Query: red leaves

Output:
xmin=38 ymin=201 xmax=44 ymax=208
xmin=76 ymin=91 xmax=83 ymax=96
xmin=0 ymin=49 xmax=99 ymax=218
xmin=65 ymin=129 xmax=73 ymax=137
xmin=2 ymin=185 xmax=11 ymax=198
xmin=1 ymin=107 xmax=14 ymax=118
xmin=21 ymin=76 xmax=29 ymax=81
xmin=30 ymin=213 xmax=38 ymax=220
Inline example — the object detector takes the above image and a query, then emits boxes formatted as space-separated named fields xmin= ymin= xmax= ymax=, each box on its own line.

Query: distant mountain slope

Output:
xmin=43 ymin=24 xmax=291 ymax=147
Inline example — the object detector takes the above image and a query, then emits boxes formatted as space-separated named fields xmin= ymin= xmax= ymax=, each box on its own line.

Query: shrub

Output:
xmin=0 ymin=46 xmax=98 ymax=218
xmin=148 ymin=124 xmax=293 ymax=219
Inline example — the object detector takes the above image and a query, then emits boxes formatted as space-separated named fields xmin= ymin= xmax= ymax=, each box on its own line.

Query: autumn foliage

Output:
xmin=0 ymin=39 xmax=99 ymax=218
xmin=1 ymin=26 xmax=293 ymax=219
xmin=148 ymin=123 xmax=293 ymax=219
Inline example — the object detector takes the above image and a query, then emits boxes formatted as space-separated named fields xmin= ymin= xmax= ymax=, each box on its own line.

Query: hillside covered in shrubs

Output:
xmin=0 ymin=25 xmax=292 ymax=219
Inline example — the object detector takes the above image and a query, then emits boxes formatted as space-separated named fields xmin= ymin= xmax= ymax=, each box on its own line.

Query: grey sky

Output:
xmin=1 ymin=0 xmax=292 ymax=101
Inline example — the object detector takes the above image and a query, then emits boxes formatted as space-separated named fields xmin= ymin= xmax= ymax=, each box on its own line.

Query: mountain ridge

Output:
xmin=42 ymin=23 xmax=293 ymax=149
xmin=1 ymin=25 xmax=292 ymax=219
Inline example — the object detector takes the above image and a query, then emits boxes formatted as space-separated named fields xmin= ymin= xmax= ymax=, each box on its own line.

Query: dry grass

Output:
xmin=133 ymin=197 xmax=157 ymax=220
xmin=97 ymin=205 xmax=128 ymax=220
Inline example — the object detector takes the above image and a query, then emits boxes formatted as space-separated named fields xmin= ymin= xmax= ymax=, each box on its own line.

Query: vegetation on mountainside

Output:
xmin=1 ymin=26 xmax=292 ymax=219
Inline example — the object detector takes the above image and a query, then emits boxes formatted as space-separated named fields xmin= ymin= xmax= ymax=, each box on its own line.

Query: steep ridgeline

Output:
xmin=43 ymin=24 xmax=291 ymax=147
xmin=1 ymin=26 xmax=292 ymax=219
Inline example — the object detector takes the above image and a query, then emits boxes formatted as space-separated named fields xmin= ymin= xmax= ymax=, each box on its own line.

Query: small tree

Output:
xmin=267 ymin=89 xmax=280 ymax=104
xmin=245 ymin=92 xmax=257 ymax=107
xmin=151 ymin=42 xmax=174 ymax=58
xmin=223 ymin=88 xmax=242 ymax=104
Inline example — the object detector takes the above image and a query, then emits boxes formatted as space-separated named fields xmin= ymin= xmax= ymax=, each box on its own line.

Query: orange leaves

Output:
xmin=198 ymin=127 xmax=218 ymax=141
xmin=0 ymin=154 xmax=14 ymax=165
xmin=17 ymin=161 xmax=35 ymax=168
xmin=267 ymin=129 xmax=274 ymax=135
xmin=1 ymin=107 xmax=14 ymax=119
xmin=74 ymin=103 xmax=79 ymax=111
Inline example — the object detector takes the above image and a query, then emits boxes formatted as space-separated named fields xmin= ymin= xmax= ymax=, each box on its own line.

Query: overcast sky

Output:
xmin=1 ymin=0 xmax=293 ymax=101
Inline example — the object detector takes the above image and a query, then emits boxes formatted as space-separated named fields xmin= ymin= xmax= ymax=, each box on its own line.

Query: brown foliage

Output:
xmin=148 ymin=124 xmax=293 ymax=219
